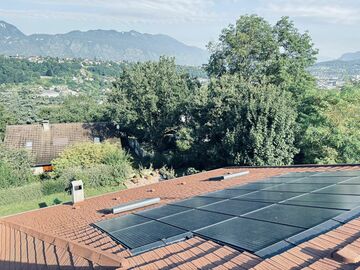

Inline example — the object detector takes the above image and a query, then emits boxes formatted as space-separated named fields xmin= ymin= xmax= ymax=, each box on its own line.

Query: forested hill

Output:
xmin=339 ymin=51 xmax=360 ymax=61
xmin=0 ymin=21 xmax=208 ymax=66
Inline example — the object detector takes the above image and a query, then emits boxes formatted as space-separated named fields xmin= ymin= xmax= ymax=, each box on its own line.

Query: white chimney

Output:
xmin=42 ymin=120 xmax=50 ymax=131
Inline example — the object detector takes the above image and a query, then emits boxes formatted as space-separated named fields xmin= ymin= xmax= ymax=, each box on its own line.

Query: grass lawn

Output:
xmin=0 ymin=185 xmax=126 ymax=217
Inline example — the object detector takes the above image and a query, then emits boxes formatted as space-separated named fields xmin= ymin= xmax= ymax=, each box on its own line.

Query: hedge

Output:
xmin=0 ymin=182 xmax=43 ymax=206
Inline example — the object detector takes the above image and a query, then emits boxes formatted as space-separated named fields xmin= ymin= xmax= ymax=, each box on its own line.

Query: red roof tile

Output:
xmin=1 ymin=165 xmax=360 ymax=269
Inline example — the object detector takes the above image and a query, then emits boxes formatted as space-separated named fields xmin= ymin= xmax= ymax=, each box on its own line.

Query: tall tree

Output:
xmin=107 ymin=57 xmax=198 ymax=152
xmin=0 ymin=103 xmax=14 ymax=141
xmin=189 ymin=76 xmax=298 ymax=166
xmin=205 ymin=15 xmax=318 ymax=98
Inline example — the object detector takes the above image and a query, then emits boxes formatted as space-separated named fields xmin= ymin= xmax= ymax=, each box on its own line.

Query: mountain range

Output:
xmin=339 ymin=51 xmax=360 ymax=61
xmin=0 ymin=21 xmax=208 ymax=66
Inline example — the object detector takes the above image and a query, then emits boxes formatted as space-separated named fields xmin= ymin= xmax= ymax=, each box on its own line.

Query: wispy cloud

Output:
xmin=0 ymin=0 xmax=223 ymax=24
xmin=266 ymin=0 xmax=360 ymax=24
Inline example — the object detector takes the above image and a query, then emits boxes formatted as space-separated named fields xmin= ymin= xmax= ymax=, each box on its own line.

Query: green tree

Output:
xmin=189 ymin=76 xmax=298 ymax=166
xmin=298 ymin=84 xmax=360 ymax=164
xmin=38 ymin=95 xmax=105 ymax=123
xmin=0 ymin=103 xmax=15 ymax=141
xmin=107 ymin=57 xmax=198 ymax=152
xmin=205 ymin=15 xmax=318 ymax=98
xmin=0 ymin=145 xmax=35 ymax=188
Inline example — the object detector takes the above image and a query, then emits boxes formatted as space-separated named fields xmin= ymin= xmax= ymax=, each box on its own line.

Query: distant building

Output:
xmin=4 ymin=121 xmax=119 ymax=173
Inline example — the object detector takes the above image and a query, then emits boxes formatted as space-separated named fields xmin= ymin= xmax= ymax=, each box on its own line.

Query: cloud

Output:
xmin=2 ymin=0 xmax=224 ymax=25
xmin=266 ymin=0 xmax=360 ymax=24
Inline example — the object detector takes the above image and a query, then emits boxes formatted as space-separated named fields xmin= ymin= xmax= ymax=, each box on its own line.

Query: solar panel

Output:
xmin=263 ymin=183 xmax=329 ymax=193
xmin=290 ymin=176 xmax=352 ymax=184
xmin=258 ymin=178 xmax=295 ymax=184
xmin=196 ymin=217 xmax=303 ymax=252
xmin=95 ymin=214 xmax=151 ymax=233
xmin=234 ymin=191 xmax=304 ymax=203
xmin=230 ymin=182 xmax=281 ymax=190
xmin=109 ymin=220 xmax=192 ymax=254
xmin=135 ymin=205 xmax=191 ymax=219
xmin=96 ymin=169 xmax=360 ymax=257
xmin=315 ymin=171 xmax=360 ymax=177
xmin=170 ymin=196 xmax=225 ymax=208
xmin=283 ymin=193 xmax=360 ymax=204
xmin=276 ymin=172 xmax=319 ymax=178
xmin=200 ymin=199 xmax=271 ymax=216
xmin=244 ymin=204 xmax=345 ymax=229
xmin=340 ymin=177 xmax=360 ymax=185
xmin=314 ymin=185 xmax=360 ymax=195
xmin=159 ymin=209 xmax=233 ymax=231
xmin=200 ymin=189 xmax=254 ymax=198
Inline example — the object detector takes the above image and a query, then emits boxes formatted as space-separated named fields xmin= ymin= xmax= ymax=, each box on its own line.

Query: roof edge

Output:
xmin=0 ymin=219 xmax=125 ymax=268
xmin=225 ymin=163 xmax=360 ymax=169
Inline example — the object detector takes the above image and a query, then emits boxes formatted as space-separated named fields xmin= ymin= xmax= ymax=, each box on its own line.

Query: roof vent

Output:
xmin=42 ymin=120 xmax=50 ymax=131
xmin=209 ymin=171 xmax=249 ymax=181
xmin=332 ymin=245 xmax=360 ymax=264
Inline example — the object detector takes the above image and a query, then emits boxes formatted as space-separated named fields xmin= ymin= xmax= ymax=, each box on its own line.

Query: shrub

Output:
xmin=0 ymin=183 xmax=43 ymax=206
xmin=184 ymin=167 xmax=200 ymax=175
xmin=57 ymin=164 xmax=129 ymax=189
xmin=0 ymin=145 xmax=35 ymax=189
xmin=159 ymin=166 xmax=176 ymax=180
xmin=41 ymin=179 xmax=67 ymax=195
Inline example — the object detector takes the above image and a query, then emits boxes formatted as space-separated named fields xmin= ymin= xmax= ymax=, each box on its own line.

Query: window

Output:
xmin=25 ymin=141 xmax=33 ymax=150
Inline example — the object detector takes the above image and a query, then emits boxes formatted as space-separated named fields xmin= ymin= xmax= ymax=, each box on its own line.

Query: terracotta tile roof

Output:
xmin=4 ymin=122 xmax=117 ymax=165
xmin=2 ymin=165 xmax=360 ymax=269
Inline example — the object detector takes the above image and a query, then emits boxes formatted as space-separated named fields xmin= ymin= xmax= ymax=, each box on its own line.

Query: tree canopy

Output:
xmin=107 ymin=57 xmax=199 ymax=152
xmin=206 ymin=15 xmax=318 ymax=97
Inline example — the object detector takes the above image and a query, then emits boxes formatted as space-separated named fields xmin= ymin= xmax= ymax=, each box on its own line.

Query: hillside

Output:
xmin=0 ymin=21 xmax=208 ymax=66
xmin=339 ymin=51 xmax=360 ymax=61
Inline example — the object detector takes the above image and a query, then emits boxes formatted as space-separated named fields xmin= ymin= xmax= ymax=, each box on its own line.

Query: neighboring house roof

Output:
xmin=2 ymin=165 xmax=360 ymax=269
xmin=3 ymin=122 xmax=117 ymax=166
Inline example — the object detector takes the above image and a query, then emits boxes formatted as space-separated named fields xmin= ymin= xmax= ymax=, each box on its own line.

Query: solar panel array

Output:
xmin=95 ymin=170 xmax=360 ymax=256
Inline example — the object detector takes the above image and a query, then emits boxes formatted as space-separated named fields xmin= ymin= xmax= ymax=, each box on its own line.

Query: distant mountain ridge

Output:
xmin=339 ymin=51 xmax=360 ymax=61
xmin=0 ymin=21 xmax=208 ymax=66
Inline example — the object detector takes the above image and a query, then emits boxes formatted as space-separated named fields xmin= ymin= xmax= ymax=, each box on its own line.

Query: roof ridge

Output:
xmin=0 ymin=219 xmax=126 ymax=269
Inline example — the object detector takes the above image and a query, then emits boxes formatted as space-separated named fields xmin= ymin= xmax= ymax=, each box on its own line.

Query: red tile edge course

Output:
xmin=0 ymin=219 xmax=126 ymax=269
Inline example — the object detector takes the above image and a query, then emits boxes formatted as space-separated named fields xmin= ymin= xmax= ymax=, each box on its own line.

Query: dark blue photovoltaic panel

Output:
xmin=340 ymin=177 xmax=360 ymax=185
xmin=230 ymin=182 xmax=281 ymax=190
xmin=234 ymin=191 xmax=304 ymax=203
xmin=263 ymin=183 xmax=329 ymax=193
xmin=109 ymin=220 xmax=192 ymax=254
xmin=259 ymin=178 xmax=295 ymax=184
xmin=196 ymin=217 xmax=303 ymax=252
xmin=201 ymin=189 xmax=254 ymax=198
xmin=200 ymin=199 xmax=271 ymax=216
xmin=290 ymin=176 xmax=352 ymax=184
xmin=244 ymin=204 xmax=345 ymax=229
xmin=135 ymin=205 xmax=191 ymax=219
xmin=314 ymin=185 xmax=360 ymax=195
xmin=281 ymin=193 xmax=360 ymax=210
xmin=315 ymin=171 xmax=360 ymax=177
xmin=160 ymin=209 xmax=233 ymax=231
xmin=95 ymin=169 xmax=360 ymax=257
xmin=276 ymin=172 xmax=319 ymax=178
xmin=95 ymin=214 xmax=151 ymax=233
xmin=170 ymin=196 xmax=225 ymax=208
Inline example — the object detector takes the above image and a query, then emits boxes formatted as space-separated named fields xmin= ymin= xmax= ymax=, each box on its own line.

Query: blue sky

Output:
xmin=1 ymin=0 xmax=359 ymax=61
